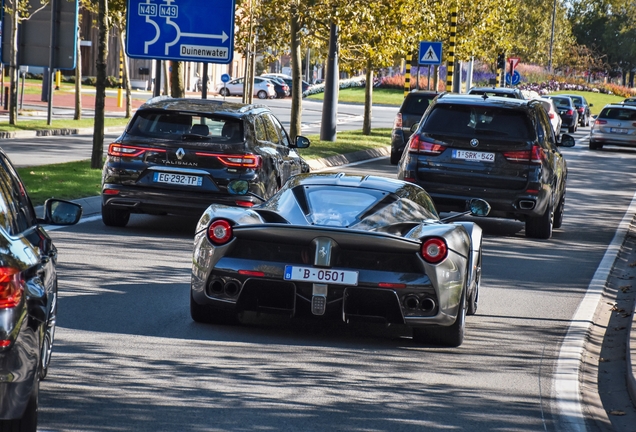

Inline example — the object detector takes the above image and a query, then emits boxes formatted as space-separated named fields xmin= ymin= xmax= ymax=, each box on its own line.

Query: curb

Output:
xmin=306 ymin=146 xmax=390 ymax=171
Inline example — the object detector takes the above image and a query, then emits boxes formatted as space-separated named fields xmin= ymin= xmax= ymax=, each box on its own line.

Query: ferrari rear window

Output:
xmin=127 ymin=110 xmax=244 ymax=142
xmin=305 ymin=187 xmax=381 ymax=227
xmin=423 ymin=104 xmax=533 ymax=139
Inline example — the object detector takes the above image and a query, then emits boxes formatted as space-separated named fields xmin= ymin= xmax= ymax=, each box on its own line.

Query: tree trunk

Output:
xmin=170 ymin=61 xmax=185 ymax=97
xmin=289 ymin=7 xmax=302 ymax=139
xmin=362 ymin=58 xmax=373 ymax=135
xmin=9 ymin=3 xmax=19 ymax=125
xmin=118 ymin=29 xmax=132 ymax=118
xmin=91 ymin=0 xmax=108 ymax=169
xmin=74 ymin=27 xmax=82 ymax=120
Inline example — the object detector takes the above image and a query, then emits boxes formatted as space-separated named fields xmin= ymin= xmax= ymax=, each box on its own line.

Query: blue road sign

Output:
xmin=505 ymin=70 xmax=521 ymax=85
xmin=126 ymin=0 xmax=236 ymax=64
xmin=418 ymin=42 xmax=443 ymax=65
xmin=221 ymin=73 xmax=231 ymax=83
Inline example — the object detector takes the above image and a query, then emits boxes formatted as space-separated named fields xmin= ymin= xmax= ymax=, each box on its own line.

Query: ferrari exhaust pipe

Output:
xmin=207 ymin=278 xmax=224 ymax=295
xmin=403 ymin=295 xmax=420 ymax=310
xmin=224 ymin=280 xmax=240 ymax=297
xmin=420 ymin=297 xmax=436 ymax=313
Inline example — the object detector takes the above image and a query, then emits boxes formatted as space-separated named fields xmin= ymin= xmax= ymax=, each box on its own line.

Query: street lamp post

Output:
xmin=548 ymin=0 xmax=557 ymax=73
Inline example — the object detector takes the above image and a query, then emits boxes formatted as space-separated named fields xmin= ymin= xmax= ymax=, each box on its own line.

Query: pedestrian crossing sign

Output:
xmin=418 ymin=42 xmax=443 ymax=65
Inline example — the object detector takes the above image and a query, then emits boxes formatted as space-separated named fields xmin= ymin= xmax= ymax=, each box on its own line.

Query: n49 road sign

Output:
xmin=126 ymin=0 xmax=236 ymax=64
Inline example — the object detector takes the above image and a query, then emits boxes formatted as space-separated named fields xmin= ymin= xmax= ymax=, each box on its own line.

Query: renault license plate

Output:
xmin=452 ymin=149 xmax=495 ymax=162
xmin=284 ymin=265 xmax=358 ymax=286
xmin=153 ymin=172 xmax=203 ymax=186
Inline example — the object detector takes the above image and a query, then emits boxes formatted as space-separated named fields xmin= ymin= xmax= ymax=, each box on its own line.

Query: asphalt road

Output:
xmin=36 ymin=125 xmax=636 ymax=431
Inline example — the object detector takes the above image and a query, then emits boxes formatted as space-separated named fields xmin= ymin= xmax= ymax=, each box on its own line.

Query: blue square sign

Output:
xmin=126 ymin=0 xmax=236 ymax=64
xmin=418 ymin=42 xmax=443 ymax=66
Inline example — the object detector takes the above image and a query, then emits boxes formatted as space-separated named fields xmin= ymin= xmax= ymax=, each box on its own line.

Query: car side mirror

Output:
xmin=294 ymin=136 xmax=311 ymax=149
xmin=469 ymin=198 xmax=491 ymax=217
xmin=558 ymin=134 xmax=576 ymax=148
xmin=38 ymin=199 xmax=83 ymax=225
xmin=590 ymin=103 xmax=593 ymax=107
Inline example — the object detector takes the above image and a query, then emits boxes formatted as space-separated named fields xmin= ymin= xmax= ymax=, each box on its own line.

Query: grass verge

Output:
xmin=17 ymin=129 xmax=391 ymax=206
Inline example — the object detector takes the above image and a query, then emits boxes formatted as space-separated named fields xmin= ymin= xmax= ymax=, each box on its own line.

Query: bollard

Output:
xmin=3 ymin=87 xmax=7 ymax=110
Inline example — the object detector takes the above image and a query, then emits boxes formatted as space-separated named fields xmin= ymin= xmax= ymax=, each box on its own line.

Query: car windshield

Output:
xmin=470 ymin=90 xmax=518 ymax=99
xmin=402 ymin=95 xmax=434 ymax=115
xmin=126 ymin=110 xmax=244 ymax=142
xmin=568 ymin=96 xmax=583 ymax=104
xmin=422 ymin=104 xmax=533 ymax=139
xmin=598 ymin=107 xmax=636 ymax=121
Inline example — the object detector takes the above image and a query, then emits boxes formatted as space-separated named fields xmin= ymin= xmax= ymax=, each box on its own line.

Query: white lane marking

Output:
xmin=555 ymin=190 xmax=636 ymax=430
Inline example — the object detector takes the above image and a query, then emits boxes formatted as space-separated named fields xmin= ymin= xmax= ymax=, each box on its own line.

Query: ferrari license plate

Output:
xmin=284 ymin=265 xmax=358 ymax=286
xmin=452 ymin=149 xmax=495 ymax=162
xmin=153 ymin=172 xmax=203 ymax=186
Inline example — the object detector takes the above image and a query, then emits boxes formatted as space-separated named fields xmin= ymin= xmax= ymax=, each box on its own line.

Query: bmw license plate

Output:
xmin=611 ymin=128 xmax=628 ymax=134
xmin=452 ymin=149 xmax=495 ymax=162
xmin=153 ymin=172 xmax=203 ymax=186
xmin=284 ymin=265 xmax=358 ymax=286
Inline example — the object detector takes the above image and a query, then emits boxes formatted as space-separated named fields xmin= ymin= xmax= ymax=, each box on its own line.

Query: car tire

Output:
xmin=190 ymin=291 xmax=238 ymax=325
xmin=412 ymin=289 xmax=466 ymax=347
xmin=101 ymin=204 xmax=130 ymax=227
xmin=39 ymin=286 xmax=57 ymax=380
xmin=390 ymin=149 xmax=401 ymax=165
xmin=585 ymin=115 xmax=590 ymax=127
xmin=553 ymin=195 xmax=565 ymax=229
xmin=220 ymin=88 xmax=230 ymax=97
xmin=257 ymin=90 xmax=268 ymax=99
xmin=568 ymin=124 xmax=576 ymax=133
xmin=525 ymin=203 xmax=553 ymax=239
xmin=467 ymin=250 xmax=481 ymax=316
xmin=589 ymin=140 xmax=601 ymax=150
xmin=0 ymin=378 xmax=38 ymax=432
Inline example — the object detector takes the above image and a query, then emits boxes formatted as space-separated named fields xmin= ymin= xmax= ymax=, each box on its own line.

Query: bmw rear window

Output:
xmin=598 ymin=107 xmax=636 ymax=121
xmin=127 ymin=110 xmax=244 ymax=142
xmin=422 ymin=104 xmax=533 ymax=139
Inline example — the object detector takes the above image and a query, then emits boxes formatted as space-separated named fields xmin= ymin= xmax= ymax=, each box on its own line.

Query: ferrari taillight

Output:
xmin=108 ymin=143 xmax=166 ymax=158
xmin=420 ymin=237 xmax=447 ymax=264
xmin=0 ymin=267 xmax=24 ymax=309
xmin=408 ymin=135 xmax=446 ymax=155
xmin=208 ymin=220 xmax=233 ymax=245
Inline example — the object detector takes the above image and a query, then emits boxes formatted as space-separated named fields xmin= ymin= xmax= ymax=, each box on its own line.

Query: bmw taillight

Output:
xmin=503 ymin=145 xmax=543 ymax=164
xmin=0 ymin=267 xmax=24 ymax=309
xmin=408 ymin=135 xmax=446 ymax=155
xmin=595 ymin=119 xmax=607 ymax=125
xmin=393 ymin=113 xmax=403 ymax=129
xmin=208 ymin=220 xmax=233 ymax=245
xmin=108 ymin=143 xmax=166 ymax=157
xmin=421 ymin=237 xmax=448 ymax=264
xmin=566 ymin=109 xmax=574 ymax=116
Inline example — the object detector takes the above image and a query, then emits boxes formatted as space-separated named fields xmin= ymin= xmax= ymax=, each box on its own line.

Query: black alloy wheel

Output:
xmin=525 ymin=203 xmax=553 ymax=239
xmin=553 ymin=195 xmax=565 ymax=229
xmin=412 ymin=289 xmax=466 ymax=347
xmin=102 ymin=204 xmax=130 ymax=227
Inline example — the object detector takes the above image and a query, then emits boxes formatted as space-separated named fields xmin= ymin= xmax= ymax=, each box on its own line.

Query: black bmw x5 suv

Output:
xmin=101 ymin=97 xmax=310 ymax=227
xmin=397 ymin=94 xmax=575 ymax=239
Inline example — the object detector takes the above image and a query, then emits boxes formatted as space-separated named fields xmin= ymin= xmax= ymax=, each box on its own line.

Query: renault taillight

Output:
xmin=0 ymin=267 xmax=24 ymax=309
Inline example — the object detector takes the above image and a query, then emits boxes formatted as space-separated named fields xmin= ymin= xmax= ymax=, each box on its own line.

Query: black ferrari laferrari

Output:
xmin=190 ymin=173 xmax=489 ymax=346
